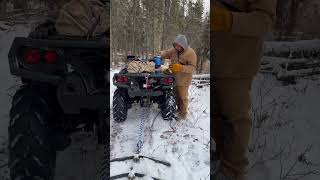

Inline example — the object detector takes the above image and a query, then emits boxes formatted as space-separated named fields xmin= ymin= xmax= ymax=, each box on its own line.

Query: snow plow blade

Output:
xmin=110 ymin=155 xmax=171 ymax=167
xmin=109 ymin=173 xmax=162 ymax=180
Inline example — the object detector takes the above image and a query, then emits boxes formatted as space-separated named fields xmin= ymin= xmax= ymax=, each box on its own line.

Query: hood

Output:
xmin=174 ymin=34 xmax=189 ymax=50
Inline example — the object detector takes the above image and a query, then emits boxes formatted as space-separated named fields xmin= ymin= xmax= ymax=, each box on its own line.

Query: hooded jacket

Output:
xmin=212 ymin=0 xmax=277 ymax=78
xmin=161 ymin=35 xmax=197 ymax=86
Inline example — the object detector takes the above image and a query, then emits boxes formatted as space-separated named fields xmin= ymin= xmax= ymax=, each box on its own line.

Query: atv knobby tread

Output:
xmin=161 ymin=91 xmax=177 ymax=121
xmin=113 ymin=89 xmax=128 ymax=122
xmin=9 ymin=88 xmax=56 ymax=180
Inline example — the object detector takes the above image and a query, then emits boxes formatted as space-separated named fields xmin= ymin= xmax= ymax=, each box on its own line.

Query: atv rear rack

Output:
xmin=112 ymin=72 xmax=175 ymax=88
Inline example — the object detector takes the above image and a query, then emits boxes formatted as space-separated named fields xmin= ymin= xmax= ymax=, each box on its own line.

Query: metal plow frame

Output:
xmin=107 ymin=154 xmax=171 ymax=180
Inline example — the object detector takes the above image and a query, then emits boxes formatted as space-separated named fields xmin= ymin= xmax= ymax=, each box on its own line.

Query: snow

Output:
xmin=110 ymin=69 xmax=211 ymax=179
xmin=54 ymin=133 xmax=103 ymax=180
xmin=247 ymin=74 xmax=320 ymax=180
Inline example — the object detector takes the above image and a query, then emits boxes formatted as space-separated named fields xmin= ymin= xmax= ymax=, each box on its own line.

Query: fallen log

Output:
xmin=260 ymin=57 xmax=320 ymax=73
xmin=192 ymin=74 xmax=210 ymax=79
xmin=0 ymin=22 xmax=10 ymax=31
xmin=276 ymin=67 xmax=320 ymax=80
xmin=264 ymin=40 xmax=320 ymax=58
xmin=260 ymin=56 xmax=320 ymax=84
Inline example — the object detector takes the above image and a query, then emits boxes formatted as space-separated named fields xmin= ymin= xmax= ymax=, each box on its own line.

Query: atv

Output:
xmin=7 ymin=20 xmax=108 ymax=180
xmin=112 ymin=56 xmax=177 ymax=122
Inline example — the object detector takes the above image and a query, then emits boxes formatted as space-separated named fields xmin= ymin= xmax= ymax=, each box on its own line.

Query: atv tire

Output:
xmin=113 ymin=89 xmax=128 ymax=122
xmin=161 ymin=91 xmax=177 ymax=121
xmin=9 ymin=88 xmax=56 ymax=180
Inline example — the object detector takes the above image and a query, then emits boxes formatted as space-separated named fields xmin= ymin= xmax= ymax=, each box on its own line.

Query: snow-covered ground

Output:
xmin=109 ymin=69 xmax=211 ymax=179
xmin=247 ymin=73 xmax=320 ymax=180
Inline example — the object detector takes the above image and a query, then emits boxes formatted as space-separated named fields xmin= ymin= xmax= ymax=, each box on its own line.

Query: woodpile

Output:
xmin=260 ymin=40 xmax=320 ymax=84
xmin=192 ymin=74 xmax=210 ymax=87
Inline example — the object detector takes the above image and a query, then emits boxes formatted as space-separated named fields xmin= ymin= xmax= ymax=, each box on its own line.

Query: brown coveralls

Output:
xmin=55 ymin=0 xmax=109 ymax=36
xmin=212 ymin=0 xmax=277 ymax=178
xmin=161 ymin=47 xmax=197 ymax=118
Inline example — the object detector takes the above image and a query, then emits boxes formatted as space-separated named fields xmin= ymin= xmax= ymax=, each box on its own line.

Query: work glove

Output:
xmin=162 ymin=68 xmax=172 ymax=74
xmin=211 ymin=6 xmax=233 ymax=32
xmin=169 ymin=63 xmax=182 ymax=73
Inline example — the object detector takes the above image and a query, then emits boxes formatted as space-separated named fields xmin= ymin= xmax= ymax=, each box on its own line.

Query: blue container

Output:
xmin=154 ymin=56 xmax=162 ymax=69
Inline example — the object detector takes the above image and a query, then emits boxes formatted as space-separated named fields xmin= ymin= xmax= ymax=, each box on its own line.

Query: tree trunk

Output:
xmin=0 ymin=0 xmax=6 ymax=18
xmin=161 ymin=0 xmax=170 ymax=50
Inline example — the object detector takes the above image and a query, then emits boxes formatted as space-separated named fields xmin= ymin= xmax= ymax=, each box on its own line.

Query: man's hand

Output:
xmin=211 ymin=6 xmax=233 ymax=32
xmin=169 ymin=63 xmax=182 ymax=73
xmin=162 ymin=68 xmax=172 ymax=74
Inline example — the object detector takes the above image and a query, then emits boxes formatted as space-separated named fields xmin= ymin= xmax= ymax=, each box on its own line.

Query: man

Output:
xmin=211 ymin=0 xmax=277 ymax=179
xmin=160 ymin=34 xmax=197 ymax=120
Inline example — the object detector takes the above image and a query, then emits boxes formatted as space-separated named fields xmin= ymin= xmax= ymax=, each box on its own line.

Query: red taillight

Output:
xmin=116 ymin=76 xmax=129 ymax=83
xmin=163 ymin=77 xmax=174 ymax=84
xmin=23 ymin=49 xmax=40 ymax=64
xmin=44 ymin=51 xmax=57 ymax=64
